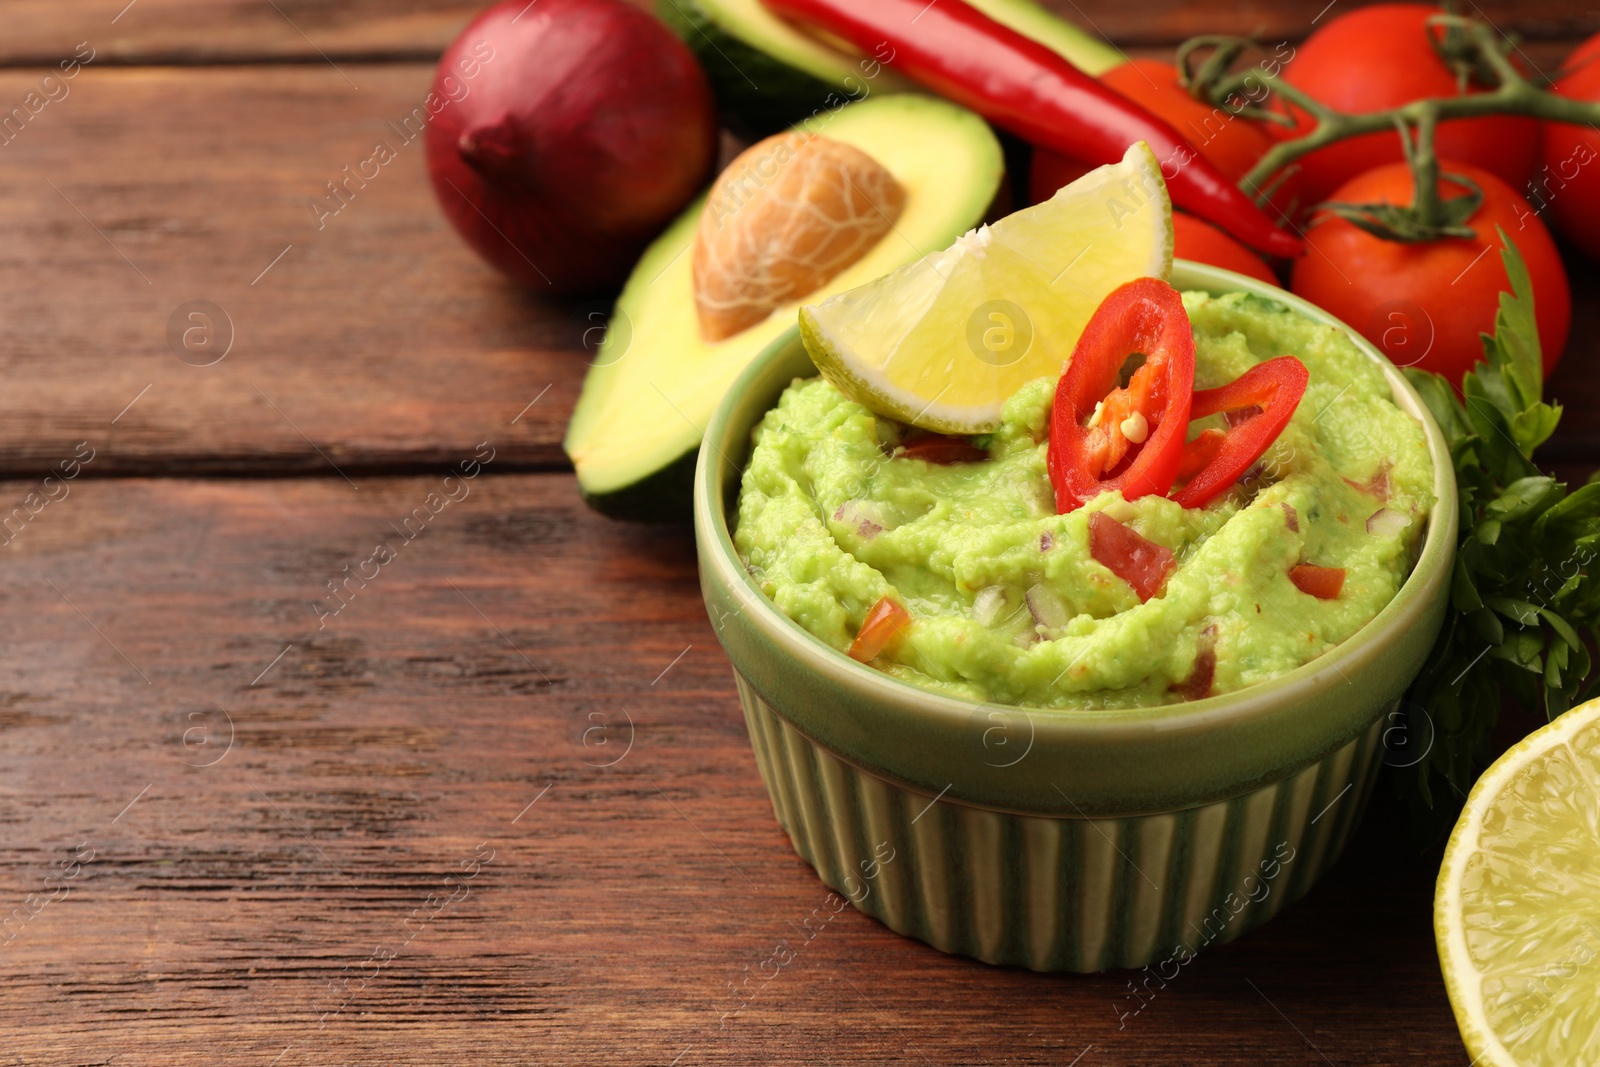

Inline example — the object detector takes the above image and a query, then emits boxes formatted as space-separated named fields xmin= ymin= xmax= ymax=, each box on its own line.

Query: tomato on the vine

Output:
xmin=1029 ymin=59 xmax=1298 ymax=277
xmin=1110 ymin=59 xmax=1281 ymax=186
xmin=1278 ymin=4 xmax=1540 ymax=211
xmin=1291 ymin=160 xmax=1569 ymax=384
xmin=1171 ymin=213 xmax=1276 ymax=284
xmin=1029 ymin=59 xmax=1283 ymax=199
xmin=1542 ymin=31 xmax=1600 ymax=260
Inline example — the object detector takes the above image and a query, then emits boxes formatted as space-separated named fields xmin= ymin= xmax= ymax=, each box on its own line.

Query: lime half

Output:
xmin=798 ymin=141 xmax=1173 ymax=433
xmin=1436 ymin=696 xmax=1600 ymax=1065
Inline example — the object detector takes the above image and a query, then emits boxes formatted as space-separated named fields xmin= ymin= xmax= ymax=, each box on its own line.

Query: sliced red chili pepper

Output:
xmin=849 ymin=596 xmax=911 ymax=662
xmin=759 ymin=0 xmax=1303 ymax=258
xmin=898 ymin=435 xmax=989 ymax=464
xmin=1288 ymin=564 xmax=1345 ymax=599
xmin=1087 ymin=512 xmax=1175 ymax=602
xmin=1048 ymin=278 xmax=1195 ymax=513
xmin=1174 ymin=428 xmax=1225 ymax=482
xmin=1170 ymin=356 xmax=1309 ymax=510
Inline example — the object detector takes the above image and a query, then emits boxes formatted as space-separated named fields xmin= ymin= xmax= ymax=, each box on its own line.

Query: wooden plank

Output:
xmin=0 ymin=471 xmax=1467 ymax=1063
xmin=0 ymin=59 xmax=1597 ymax=480
xmin=0 ymin=64 xmax=587 ymax=476
xmin=0 ymin=0 xmax=1590 ymax=65
xmin=0 ymin=0 xmax=480 ymax=65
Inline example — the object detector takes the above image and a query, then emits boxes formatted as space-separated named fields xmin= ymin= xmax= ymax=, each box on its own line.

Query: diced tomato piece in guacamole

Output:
xmin=1088 ymin=512 xmax=1175 ymax=602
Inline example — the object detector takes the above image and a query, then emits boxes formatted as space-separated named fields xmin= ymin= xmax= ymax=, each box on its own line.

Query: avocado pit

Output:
xmin=693 ymin=132 xmax=905 ymax=342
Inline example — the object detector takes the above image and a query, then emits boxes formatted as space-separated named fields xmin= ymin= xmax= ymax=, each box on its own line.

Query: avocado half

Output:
xmin=565 ymin=94 xmax=1004 ymax=522
xmin=659 ymin=0 xmax=1124 ymax=135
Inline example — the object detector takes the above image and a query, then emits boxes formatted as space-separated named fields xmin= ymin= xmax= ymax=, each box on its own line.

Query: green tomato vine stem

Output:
xmin=1177 ymin=18 xmax=1600 ymax=212
xmin=1408 ymin=103 xmax=1448 ymax=230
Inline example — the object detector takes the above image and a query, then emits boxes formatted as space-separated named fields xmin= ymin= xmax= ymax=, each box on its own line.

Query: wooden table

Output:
xmin=0 ymin=3 xmax=1592 ymax=1064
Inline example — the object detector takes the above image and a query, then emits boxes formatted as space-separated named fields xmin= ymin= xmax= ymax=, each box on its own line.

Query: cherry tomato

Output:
xmin=1048 ymin=278 xmax=1196 ymax=512
xmin=1027 ymin=60 xmax=1293 ymax=275
xmin=1029 ymin=59 xmax=1285 ymax=204
xmin=848 ymin=596 xmax=910 ymax=663
xmin=1172 ymin=213 xmax=1277 ymax=284
xmin=1087 ymin=512 xmax=1175 ymax=603
xmin=1279 ymin=4 xmax=1539 ymax=210
xmin=1542 ymin=31 xmax=1600 ymax=260
xmin=1288 ymin=564 xmax=1345 ymax=600
xmin=1291 ymin=161 xmax=1569 ymax=383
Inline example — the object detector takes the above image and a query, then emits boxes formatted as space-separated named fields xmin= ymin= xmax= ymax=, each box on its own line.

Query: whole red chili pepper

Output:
xmin=761 ymin=0 xmax=1303 ymax=259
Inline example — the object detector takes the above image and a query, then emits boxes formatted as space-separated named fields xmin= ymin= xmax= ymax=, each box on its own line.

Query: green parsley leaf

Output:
xmin=1395 ymin=233 xmax=1600 ymax=845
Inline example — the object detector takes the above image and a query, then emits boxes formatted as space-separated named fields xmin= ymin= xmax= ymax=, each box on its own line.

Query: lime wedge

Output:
xmin=1436 ymin=696 xmax=1600 ymax=1066
xmin=798 ymin=141 xmax=1173 ymax=433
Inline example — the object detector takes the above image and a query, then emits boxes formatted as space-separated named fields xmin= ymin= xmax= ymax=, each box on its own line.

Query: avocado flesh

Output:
xmin=661 ymin=0 xmax=1123 ymax=135
xmin=564 ymin=94 xmax=1004 ymax=522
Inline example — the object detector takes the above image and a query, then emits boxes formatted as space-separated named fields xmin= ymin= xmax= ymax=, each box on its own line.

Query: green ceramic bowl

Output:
xmin=693 ymin=262 xmax=1458 ymax=972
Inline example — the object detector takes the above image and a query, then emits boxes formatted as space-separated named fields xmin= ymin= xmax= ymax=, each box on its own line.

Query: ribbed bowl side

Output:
xmin=735 ymin=673 xmax=1385 ymax=973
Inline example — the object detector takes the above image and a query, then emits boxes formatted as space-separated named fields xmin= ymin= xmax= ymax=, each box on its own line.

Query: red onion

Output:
xmin=425 ymin=0 xmax=718 ymax=293
xmin=897 ymin=435 xmax=990 ymax=464
xmin=1366 ymin=507 xmax=1412 ymax=537
xmin=1345 ymin=461 xmax=1393 ymax=502
xmin=832 ymin=501 xmax=883 ymax=539
xmin=972 ymin=585 xmax=1006 ymax=626
xmin=1171 ymin=623 xmax=1218 ymax=701
xmin=1026 ymin=583 xmax=1069 ymax=632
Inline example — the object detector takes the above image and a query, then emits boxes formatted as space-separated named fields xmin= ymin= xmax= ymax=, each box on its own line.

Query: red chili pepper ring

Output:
xmin=1048 ymin=278 xmax=1196 ymax=512
xmin=1171 ymin=355 xmax=1310 ymax=509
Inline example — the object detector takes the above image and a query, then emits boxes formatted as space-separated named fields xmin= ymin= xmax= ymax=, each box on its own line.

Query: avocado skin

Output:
xmin=578 ymin=446 xmax=698 ymax=523
xmin=656 ymin=0 xmax=843 ymax=138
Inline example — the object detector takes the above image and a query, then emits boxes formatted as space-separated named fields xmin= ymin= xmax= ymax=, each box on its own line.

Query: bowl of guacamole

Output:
xmin=694 ymin=262 xmax=1457 ymax=972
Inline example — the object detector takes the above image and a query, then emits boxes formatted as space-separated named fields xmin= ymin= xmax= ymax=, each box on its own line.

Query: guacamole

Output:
xmin=734 ymin=291 xmax=1434 ymax=709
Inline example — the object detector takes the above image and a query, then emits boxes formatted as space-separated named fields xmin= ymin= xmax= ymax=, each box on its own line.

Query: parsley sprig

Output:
xmin=1398 ymin=230 xmax=1600 ymax=841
